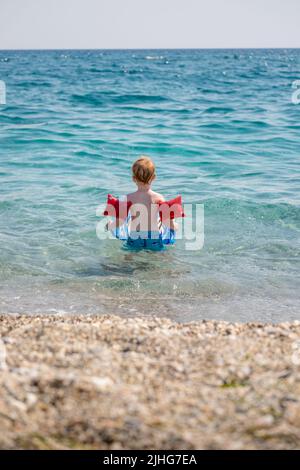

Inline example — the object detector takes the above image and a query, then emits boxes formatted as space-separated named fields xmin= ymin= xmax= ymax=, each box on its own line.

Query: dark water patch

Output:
xmin=204 ymin=106 xmax=235 ymax=114
xmin=71 ymin=92 xmax=170 ymax=107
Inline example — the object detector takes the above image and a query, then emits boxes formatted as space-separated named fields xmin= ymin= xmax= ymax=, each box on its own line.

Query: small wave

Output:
xmin=4 ymin=122 xmax=47 ymax=130
xmin=71 ymin=92 xmax=105 ymax=106
xmin=8 ymin=137 xmax=68 ymax=145
xmin=204 ymin=106 xmax=234 ymax=114
xmin=0 ymin=114 xmax=30 ymax=124
xmin=77 ymin=186 xmax=100 ymax=195
xmin=73 ymin=150 xmax=101 ymax=159
xmin=71 ymin=92 xmax=169 ymax=106
xmin=115 ymin=93 xmax=168 ymax=104
xmin=198 ymin=122 xmax=225 ymax=129
xmin=14 ymin=81 xmax=52 ymax=88
xmin=231 ymin=119 xmax=270 ymax=128
xmin=145 ymin=55 xmax=164 ymax=60
xmin=260 ymin=136 xmax=296 ymax=145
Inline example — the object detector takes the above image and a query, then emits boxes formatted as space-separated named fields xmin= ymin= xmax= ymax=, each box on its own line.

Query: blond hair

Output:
xmin=132 ymin=156 xmax=156 ymax=184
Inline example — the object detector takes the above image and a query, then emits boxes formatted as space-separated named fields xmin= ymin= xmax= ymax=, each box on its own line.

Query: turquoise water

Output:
xmin=0 ymin=49 xmax=299 ymax=322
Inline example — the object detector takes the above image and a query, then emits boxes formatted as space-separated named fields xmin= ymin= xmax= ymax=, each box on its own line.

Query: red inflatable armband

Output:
xmin=159 ymin=195 xmax=185 ymax=221
xmin=103 ymin=194 xmax=132 ymax=219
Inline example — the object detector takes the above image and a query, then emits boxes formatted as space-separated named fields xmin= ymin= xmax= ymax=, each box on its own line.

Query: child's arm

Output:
xmin=155 ymin=193 xmax=178 ymax=231
xmin=105 ymin=218 xmax=126 ymax=232
xmin=170 ymin=219 xmax=178 ymax=231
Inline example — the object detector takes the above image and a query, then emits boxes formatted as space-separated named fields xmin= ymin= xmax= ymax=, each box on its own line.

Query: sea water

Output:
xmin=0 ymin=49 xmax=299 ymax=322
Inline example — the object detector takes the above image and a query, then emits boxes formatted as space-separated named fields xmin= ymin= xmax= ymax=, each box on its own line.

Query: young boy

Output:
xmin=108 ymin=156 xmax=177 ymax=249
xmin=127 ymin=156 xmax=177 ymax=234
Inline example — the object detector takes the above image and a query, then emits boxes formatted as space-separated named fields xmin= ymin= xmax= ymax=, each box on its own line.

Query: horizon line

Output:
xmin=1 ymin=47 xmax=300 ymax=52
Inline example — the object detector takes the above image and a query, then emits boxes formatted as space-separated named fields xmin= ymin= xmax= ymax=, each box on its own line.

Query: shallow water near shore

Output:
xmin=0 ymin=49 xmax=299 ymax=322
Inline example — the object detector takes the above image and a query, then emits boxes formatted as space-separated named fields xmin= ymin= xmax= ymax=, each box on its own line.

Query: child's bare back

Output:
xmin=127 ymin=157 xmax=177 ymax=233
xmin=106 ymin=157 xmax=179 ymax=249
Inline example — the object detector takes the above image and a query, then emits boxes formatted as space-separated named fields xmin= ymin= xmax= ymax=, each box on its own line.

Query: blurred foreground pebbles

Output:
xmin=0 ymin=314 xmax=300 ymax=449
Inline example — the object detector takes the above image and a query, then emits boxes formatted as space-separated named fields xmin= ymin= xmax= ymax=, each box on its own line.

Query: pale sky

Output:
xmin=0 ymin=0 xmax=300 ymax=49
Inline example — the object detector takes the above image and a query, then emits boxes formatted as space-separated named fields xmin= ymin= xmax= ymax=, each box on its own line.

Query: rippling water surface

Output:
xmin=0 ymin=49 xmax=299 ymax=322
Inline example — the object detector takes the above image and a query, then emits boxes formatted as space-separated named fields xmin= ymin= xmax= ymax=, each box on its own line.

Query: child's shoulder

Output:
xmin=126 ymin=191 xmax=137 ymax=199
xmin=125 ymin=190 xmax=165 ymax=203
xmin=150 ymin=190 xmax=165 ymax=203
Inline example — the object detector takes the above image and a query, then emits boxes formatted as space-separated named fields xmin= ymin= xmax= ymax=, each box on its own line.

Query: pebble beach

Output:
xmin=1 ymin=314 xmax=300 ymax=450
